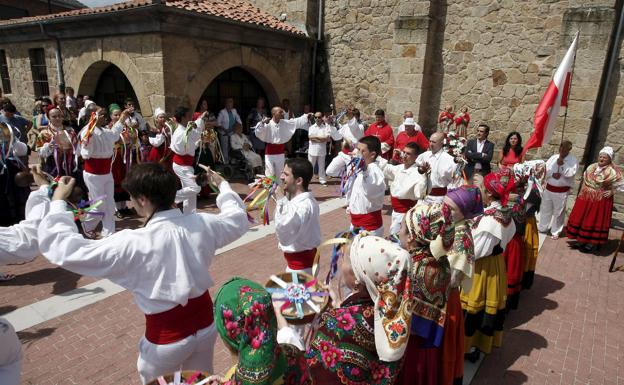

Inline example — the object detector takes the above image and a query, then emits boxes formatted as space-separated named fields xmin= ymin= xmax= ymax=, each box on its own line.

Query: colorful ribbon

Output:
xmin=339 ymin=156 xmax=365 ymax=196
xmin=243 ymin=175 xmax=278 ymax=225
xmin=267 ymin=273 xmax=327 ymax=319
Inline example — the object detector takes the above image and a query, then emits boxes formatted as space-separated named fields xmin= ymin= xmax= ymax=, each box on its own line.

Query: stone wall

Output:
xmin=247 ymin=0 xmax=313 ymax=34
xmin=0 ymin=34 xmax=166 ymax=120
xmin=161 ymin=34 xmax=308 ymax=115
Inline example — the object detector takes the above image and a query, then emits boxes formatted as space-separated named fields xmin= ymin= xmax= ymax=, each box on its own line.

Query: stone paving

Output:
xmin=2 ymin=178 xmax=623 ymax=384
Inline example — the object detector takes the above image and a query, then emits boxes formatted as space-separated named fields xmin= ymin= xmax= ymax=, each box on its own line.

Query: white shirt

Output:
xmin=0 ymin=186 xmax=50 ymax=264
xmin=126 ymin=112 xmax=146 ymax=132
xmin=416 ymin=149 xmax=456 ymax=189
xmin=254 ymin=115 xmax=309 ymax=145
xmin=384 ymin=163 xmax=427 ymax=200
xmin=65 ymin=96 xmax=77 ymax=111
xmin=37 ymin=181 xmax=248 ymax=314
xmin=347 ymin=162 xmax=386 ymax=214
xmin=169 ymin=117 xmax=206 ymax=156
xmin=230 ymin=133 xmax=252 ymax=151
xmin=275 ymin=192 xmax=321 ymax=253
xmin=338 ymin=118 xmax=365 ymax=144
xmin=307 ymin=123 xmax=341 ymax=156
xmin=149 ymin=132 xmax=168 ymax=147
xmin=79 ymin=122 xmax=123 ymax=159
xmin=475 ymin=140 xmax=486 ymax=170
xmin=217 ymin=108 xmax=242 ymax=133
xmin=472 ymin=202 xmax=516 ymax=260
xmin=545 ymin=154 xmax=578 ymax=188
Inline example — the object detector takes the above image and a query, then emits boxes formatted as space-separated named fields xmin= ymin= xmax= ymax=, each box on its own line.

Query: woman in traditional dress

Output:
xmin=498 ymin=132 xmax=524 ymax=169
xmin=306 ymin=234 xmax=413 ymax=385
xmin=109 ymin=103 xmax=138 ymax=217
xmin=504 ymin=193 xmax=526 ymax=310
xmin=208 ymin=277 xmax=312 ymax=385
xmin=442 ymin=186 xmax=483 ymax=385
xmin=35 ymin=106 xmax=77 ymax=177
xmin=566 ymin=146 xmax=624 ymax=253
xmin=396 ymin=203 xmax=455 ymax=385
xmin=147 ymin=108 xmax=173 ymax=170
xmin=461 ymin=169 xmax=516 ymax=362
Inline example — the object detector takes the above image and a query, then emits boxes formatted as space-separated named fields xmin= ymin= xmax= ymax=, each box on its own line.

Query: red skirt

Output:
xmin=112 ymin=148 xmax=126 ymax=194
xmin=437 ymin=288 xmax=464 ymax=385
xmin=396 ymin=335 xmax=438 ymax=385
xmin=504 ymin=233 xmax=524 ymax=310
xmin=566 ymin=196 xmax=613 ymax=245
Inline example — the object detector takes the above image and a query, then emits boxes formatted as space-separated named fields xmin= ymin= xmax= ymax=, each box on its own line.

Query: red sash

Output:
xmin=83 ymin=158 xmax=112 ymax=175
xmin=350 ymin=210 xmax=383 ymax=231
xmin=429 ymin=187 xmax=447 ymax=196
xmin=172 ymin=153 xmax=194 ymax=166
xmin=265 ymin=143 xmax=285 ymax=155
xmin=546 ymin=184 xmax=570 ymax=193
xmin=283 ymin=248 xmax=317 ymax=270
xmin=144 ymin=291 xmax=214 ymax=345
xmin=391 ymin=196 xmax=416 ymax=213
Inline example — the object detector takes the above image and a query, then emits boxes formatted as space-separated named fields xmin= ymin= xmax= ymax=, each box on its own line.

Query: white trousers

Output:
xmin=82 ymin=171 xmax=116 ymax=237
xmin=0 ymin=318 xmax=21 ymax=385
xmin=264 ymin=154 xmax=285 ymax=178
xmin=137 ymin=323 xmax=217 ymax=385
xmin=326 ymin=152 xmax=351 ymax=177
xmin=173 ymin=163 xmax=200 ymax=214
xmin=538 ymin=189 xmax=569 ymax=237
xmin=390 ymin=211 xmax=406 ymax=235
xmin=308 ymin=154 xmax=327 ymax=183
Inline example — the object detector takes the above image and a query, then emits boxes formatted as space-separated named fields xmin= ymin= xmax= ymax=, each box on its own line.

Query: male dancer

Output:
xmin=37 ymin=163 xmax=248 ymax=384
xmin=253 ymin=106 xmax=311 ymax=177
xmin=275 ymin=158 xmax=321 ymax=275
xmin=346 ymin=135 xmax=386 ymax=236
xmin=79 ymin=106 xmax=127 ymax=236
xmin=169 ymin=107 xmax=208 ymax=214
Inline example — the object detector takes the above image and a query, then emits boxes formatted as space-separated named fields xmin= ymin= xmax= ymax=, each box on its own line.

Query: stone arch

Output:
xmin=67 ymin=54 xmax=151 ymax=117
xmin=186 ymin=46 xmax=287 ymax=112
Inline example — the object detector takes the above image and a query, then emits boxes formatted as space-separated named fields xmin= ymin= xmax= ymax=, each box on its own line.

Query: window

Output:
xmin=29 ymin=48 xmax=49 ymax=98
xmin=0 ymin=50 xmax=10 ymax=94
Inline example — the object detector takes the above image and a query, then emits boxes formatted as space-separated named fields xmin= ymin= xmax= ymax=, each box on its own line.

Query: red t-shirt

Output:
xmin=365 ymin=121 xmax=394 ymax=159
xmin=392 ymin=131 xmax=430 ymax=163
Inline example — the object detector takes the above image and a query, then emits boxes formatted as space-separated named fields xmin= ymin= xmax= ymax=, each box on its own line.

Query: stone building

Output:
xmin=0 ymin=0 xmax=622 ymax=167
xmin=0 ymin=0 xmax=311 ymax=129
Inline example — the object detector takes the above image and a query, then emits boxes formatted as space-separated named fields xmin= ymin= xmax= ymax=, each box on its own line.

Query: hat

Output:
xmin=108 ymin=103 xmax=121 ymax=114
xmin=445 ymin=186 xmax=484 ymax=220
xmin=484 ymin=169 xmax=516 ymax=206
xmin=403 ymin=117 xmax=416 ymax=126
xmin=599 ymin=146 xmax=614 ymax=159
xmin=153 ymin=107 xmax=165 ymax=118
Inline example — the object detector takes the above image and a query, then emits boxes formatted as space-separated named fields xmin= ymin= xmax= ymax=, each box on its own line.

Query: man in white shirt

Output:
xmin=307 ymin=113 xmax=342 ymax=185
xmin=275 ymin=158 xmax=321 ymax=275
xmin=253 ymin=107 xmax=311 ymax=177
xmin=346 ymin=135 xmax=386 ymax=236
xmin=325 ymin=108 xmax=365 ymax=178
xmin=169 ymin=107 xmax=207 ymax=214
xmin=384 ymin=142 xmax=427 ymax=235
xmin=416 ymin=132 xmax=456 ymax=204
xmin=79 ymin=106 xmax=127 ymax=237
xmin=37 ymin=163 xmax=248 ymax=385
xmin=216 ymin=97 xmax=243 ymax=163
xmin=538 ymin=140 xmax=578 ymax=240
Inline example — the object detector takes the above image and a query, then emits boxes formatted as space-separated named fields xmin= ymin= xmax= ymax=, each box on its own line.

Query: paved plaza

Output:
xmin=1 ymin=179 xmax=623 ymax=385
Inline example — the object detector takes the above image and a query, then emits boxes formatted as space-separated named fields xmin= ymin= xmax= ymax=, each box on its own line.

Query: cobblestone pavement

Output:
xmin=2 ymin=178 xmax=623 ymax=384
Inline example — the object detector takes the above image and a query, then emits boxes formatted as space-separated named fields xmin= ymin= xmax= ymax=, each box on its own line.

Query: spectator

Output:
xmin=498 ymin=131 xmax=524 ymax=168
xmin=464 ymin=124 xmax=494 ymax=178
xmin=216 ymin=97 xmax=242 ymax=163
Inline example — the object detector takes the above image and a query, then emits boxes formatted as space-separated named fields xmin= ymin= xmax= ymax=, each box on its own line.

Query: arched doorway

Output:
xmin=93 ymin=64 xmax=139 ymax=111
xmin=196 ymin=67 xmax=270 ymax=131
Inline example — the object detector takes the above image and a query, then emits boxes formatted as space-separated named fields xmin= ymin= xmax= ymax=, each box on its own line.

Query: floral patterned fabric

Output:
xmin=446 ymin=219 xmax=475 ymax=284
xmin=214 ymin=278 xmax=311 ymax=385
xmin=579 ymin=162 xmax=623 ymax=201
xmin=484 ymin=168 xmax=516 ymax=206
xmin=306 ymin=292 xmax=402 ymax=385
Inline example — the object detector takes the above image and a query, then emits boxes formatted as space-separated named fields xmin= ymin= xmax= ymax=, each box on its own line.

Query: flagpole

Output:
xmin=560 ymin=31 xmax=580 ymax=142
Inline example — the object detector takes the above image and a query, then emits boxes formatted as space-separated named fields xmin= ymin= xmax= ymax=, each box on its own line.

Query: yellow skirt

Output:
xmin=523 ymin=216 xmax=539 ymax=289
xmin=460 ymin=253 xmax=507 ymax=354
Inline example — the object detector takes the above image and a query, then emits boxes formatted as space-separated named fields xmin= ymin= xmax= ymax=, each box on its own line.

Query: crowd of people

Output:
xmin=1 ymin=91 xmax=623 ymax=385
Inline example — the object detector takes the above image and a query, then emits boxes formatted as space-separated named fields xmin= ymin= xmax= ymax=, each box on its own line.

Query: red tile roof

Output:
xmin=0 ymin=0 xmax=305 ymax=35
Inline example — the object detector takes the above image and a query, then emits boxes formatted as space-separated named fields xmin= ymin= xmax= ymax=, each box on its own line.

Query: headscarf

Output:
xmin=484 ymin=168 xmax=516 ymax=206
xmin=214 ymin=278 xmax=284 ymax=385
xmin=405 ymin=202 xmax=455 ymax=259
xmin=402 ymin=203 xmax=453 ymax=347
xmin=599 ymin=146 xmax=614 ymax=159
xmin=349 ymin=235 xmax=413 ymax=362
xmin=445 ymin=186 xmax=484 ymax=220
xmin=108 ymin=103 xmax=121 ymax=114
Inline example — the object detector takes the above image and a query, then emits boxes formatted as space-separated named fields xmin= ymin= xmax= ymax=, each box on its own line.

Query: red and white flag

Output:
xmin=522 ymin=32 xmax=579 ymax=157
